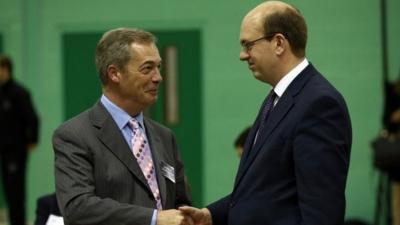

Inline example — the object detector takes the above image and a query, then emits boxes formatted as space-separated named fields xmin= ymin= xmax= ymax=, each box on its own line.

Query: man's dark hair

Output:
xmin=234 ymin=127 xmax=251 ymax=148
xmin=263 ymin=6 xmax=307 ymax=57
xmin=0 ymin=54 xmax=13 ymax=75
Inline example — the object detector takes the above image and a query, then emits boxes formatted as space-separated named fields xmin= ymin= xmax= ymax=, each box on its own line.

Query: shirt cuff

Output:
xmin=150 ymin=209 xmax=158 ymax=225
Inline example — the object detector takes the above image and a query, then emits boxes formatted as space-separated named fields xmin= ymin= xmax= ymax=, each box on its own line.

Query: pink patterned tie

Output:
xmin=130 ymin=118 xmax=162 ymax=209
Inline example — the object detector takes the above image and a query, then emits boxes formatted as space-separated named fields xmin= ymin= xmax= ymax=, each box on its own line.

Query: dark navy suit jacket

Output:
xmin=208 ymin=64 xmax=352 ymax=225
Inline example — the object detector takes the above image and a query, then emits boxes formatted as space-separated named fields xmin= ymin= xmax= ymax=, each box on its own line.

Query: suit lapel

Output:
xmin=253 ymin=95 xmax=294 ymax=152
xmin=89 ymin=102 xmax=152 ymax=193
xmin=238 ymin=90 xmax=272 ymax=168
xmin=235 ymin=115 xmax=261 ymax=183
xmin=234 ymin=96 xmax=294 ymax=188
xmin=144 ymin=118 xmax=167 ymax=208
xmin=233 ymin=64 xmax=316 ymax=190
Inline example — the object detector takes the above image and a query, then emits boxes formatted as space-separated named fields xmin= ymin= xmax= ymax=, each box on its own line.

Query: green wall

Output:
xmin=0 ymin=0 xmax=399 ymax=223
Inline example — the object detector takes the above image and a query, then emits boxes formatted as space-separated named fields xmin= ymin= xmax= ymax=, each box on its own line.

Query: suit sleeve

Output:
xmin=53 ymin=124 xmax=154 ymax=225
xmin=293 ymin=94 xmax=351 ymax=225
xmin=206 ymin=195 xmax=231 ymax=225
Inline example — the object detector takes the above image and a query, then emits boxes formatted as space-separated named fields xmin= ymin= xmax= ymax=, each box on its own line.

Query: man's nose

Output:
xmin=239 ymin=49 xmax=250 ymax=61
xmin=152 ymin=68 xmax=163 ymax=83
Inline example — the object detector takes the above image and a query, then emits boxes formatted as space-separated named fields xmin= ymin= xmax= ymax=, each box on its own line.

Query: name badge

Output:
xmin=161 ymin=161 xmax=175 ymax=183
xmin=46 ymin=214 xmax=64 ymax=225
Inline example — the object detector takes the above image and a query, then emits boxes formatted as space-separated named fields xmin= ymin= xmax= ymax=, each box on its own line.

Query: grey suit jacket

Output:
xmin=53 ymin=101 xmax=191 ymax=225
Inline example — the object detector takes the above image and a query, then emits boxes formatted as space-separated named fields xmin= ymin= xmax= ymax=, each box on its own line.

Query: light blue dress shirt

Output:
xmin=100 ymin=95 xmax=158 ymax=225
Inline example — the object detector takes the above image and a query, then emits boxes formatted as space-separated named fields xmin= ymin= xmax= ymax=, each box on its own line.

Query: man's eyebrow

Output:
xmin=139 ymin=60 xmax=161 ymax=68
xmin=140 ymin=60 xmax=156 ymax=66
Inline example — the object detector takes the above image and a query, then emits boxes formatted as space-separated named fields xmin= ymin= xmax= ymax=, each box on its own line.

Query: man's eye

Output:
xmin=244 ymin=42 xmax=252 ymax=49
xmin=141 ymin=66 xmax=152 ymax=74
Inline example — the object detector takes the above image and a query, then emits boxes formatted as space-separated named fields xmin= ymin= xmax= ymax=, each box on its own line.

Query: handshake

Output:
xmin=157 ymin=206 xmax=212 ymax=225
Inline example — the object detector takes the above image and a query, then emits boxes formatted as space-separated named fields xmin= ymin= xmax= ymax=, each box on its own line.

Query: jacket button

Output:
xmin=229 ymin=201 xmax=235 ymax=208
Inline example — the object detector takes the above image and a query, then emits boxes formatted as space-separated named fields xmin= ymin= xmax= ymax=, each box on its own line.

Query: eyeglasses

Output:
xmin=241 ymin=33 xmax=278 ymax=52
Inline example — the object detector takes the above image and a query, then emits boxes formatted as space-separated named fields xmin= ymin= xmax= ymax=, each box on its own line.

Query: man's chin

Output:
xmin=147 ymin=96 xmax=158 ymax=104
xmin=252 ymin=71 xmax=262 ymax=79
xmin=252 ymin=72 xmax=269 ymax=83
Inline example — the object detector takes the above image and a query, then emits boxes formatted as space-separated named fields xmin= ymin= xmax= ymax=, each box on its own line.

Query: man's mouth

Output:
xmin=248 ymin=63 xmax=255 ymax=70
xmin=146 ymin=89 xmax=158 ymax=95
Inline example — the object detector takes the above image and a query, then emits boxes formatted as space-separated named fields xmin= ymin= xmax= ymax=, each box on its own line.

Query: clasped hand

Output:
xmin=157 ymin=206 xmax=212 ymax=225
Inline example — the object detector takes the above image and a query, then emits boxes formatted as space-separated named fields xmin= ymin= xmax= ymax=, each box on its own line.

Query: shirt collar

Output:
xmin=273 ymin=58 xmax=309 ymax=98
xmin=100 ymin=94 xmax=144 ymax=130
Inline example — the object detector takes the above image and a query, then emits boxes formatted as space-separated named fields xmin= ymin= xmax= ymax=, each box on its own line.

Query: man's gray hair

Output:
xmin=95 ymin=28 xmax=156 ymax=85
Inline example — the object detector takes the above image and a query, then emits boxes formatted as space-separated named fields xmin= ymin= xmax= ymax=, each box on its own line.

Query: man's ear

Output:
xmin=274 ymin=33 xmax=286 ymax=56
xmin=107 ymin=65 xmax=121 ymax=83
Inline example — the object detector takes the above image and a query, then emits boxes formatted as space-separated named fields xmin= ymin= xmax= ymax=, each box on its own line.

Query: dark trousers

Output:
xmin=0 ymin=147 xmax=27 ymax=225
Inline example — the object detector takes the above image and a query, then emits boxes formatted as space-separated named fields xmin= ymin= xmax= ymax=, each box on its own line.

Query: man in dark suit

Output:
xmin=53 ymin=28 xmax=192 ymax=225
xmin=0 ymin=54 xmax=39 ymax=225
xmin=180 ymin=1 xmax=352 ymax=225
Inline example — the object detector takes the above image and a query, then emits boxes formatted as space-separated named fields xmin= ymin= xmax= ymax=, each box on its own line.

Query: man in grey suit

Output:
xmin=53 ymin=28 xmax=192 ymax=225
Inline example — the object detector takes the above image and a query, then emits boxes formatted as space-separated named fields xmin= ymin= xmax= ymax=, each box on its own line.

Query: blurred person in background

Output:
xmin=233 ymin=126 xmax=251 ymax=158
xmin=34 ymin=193 xmax=62 ymax=225
xmin=383 ymin=76 xmax=400 ymax=225
xmin=0 ymin=54 xmax=39 ymax=225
